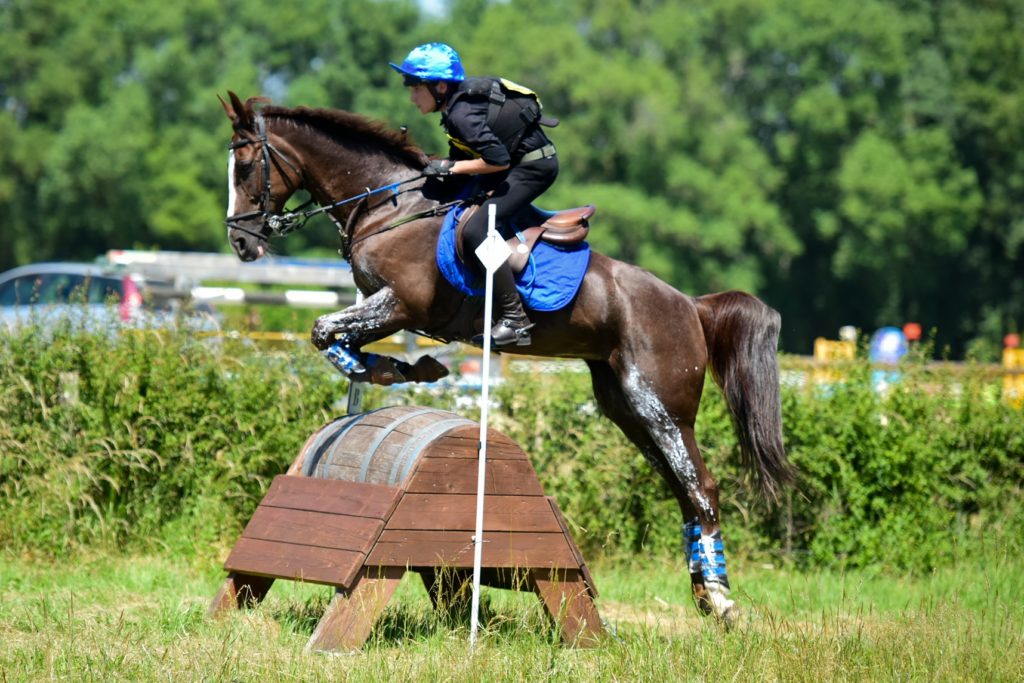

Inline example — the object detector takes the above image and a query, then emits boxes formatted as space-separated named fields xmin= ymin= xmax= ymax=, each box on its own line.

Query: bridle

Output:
xmin=225 ymin=112 xmax=465 ymax=256
xmin=225 ymin=113 xmax=307 ymax=240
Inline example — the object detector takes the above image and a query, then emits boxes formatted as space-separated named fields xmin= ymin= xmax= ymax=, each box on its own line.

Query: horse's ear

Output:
xmin=225 ymin=90 xmax=254 ymax=131
xmin=218 ymin=93 xmax=236 ymax=125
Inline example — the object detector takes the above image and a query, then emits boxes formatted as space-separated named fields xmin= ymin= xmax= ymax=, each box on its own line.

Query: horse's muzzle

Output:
xmin=226 ymin=221 xmax=268 ymax=262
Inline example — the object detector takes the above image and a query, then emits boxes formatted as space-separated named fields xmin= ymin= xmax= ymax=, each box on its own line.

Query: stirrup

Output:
xmin=493 ymin=319 xmax=534 ymax=347
xmin=473 ymin=320 xmax=534 ymax=347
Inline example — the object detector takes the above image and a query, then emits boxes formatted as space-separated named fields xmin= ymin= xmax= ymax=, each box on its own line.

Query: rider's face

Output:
xmin=408 ymin=84 xmax=437 ymax=114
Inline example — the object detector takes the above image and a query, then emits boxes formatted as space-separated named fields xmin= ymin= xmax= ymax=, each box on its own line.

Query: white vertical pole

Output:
xmin=469 ymin=204 xmax=502 ymax=650
xmin=345 ymin=290 xmax=366 ymax=414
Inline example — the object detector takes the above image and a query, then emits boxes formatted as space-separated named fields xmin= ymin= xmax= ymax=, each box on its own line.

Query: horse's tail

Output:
xmin=694 ymin=290 xmax=793 ymax=501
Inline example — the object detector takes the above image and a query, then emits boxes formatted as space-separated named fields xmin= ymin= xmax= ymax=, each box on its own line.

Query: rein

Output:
xmin=342 ymin=197 xmax=464 ymax=260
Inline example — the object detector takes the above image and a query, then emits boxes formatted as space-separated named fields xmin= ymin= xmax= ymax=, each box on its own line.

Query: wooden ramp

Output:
xmin=209 ymin=416 xmax=603 ymax=651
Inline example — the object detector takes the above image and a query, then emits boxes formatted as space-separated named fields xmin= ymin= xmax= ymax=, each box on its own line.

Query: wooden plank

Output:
xmin=242 ymin=506 xmax=384 ymax=555
xmin=260 ymin=475 xmax=401 ymax=519
xmin=366 ymin=530 xmax=578 ymax=569
xmin=306 ymin=566 xmax=405 ymax=652
xmin=404 ymin=457 xmax=544 ymax=496
xmin=224 ymin=537 xmax=366 ymax=588
xmin=387 ymin=494 xmax=562 ymax=533
xmin=443 ymin=424 xmax=519 ymax=444
xmin=208 ymin=572 xmax=275 ymax=615
xmin=310 ymin=460 xmax=364 ymax=482
xmin=357 ymin=409 xmax=426 ymax=428
xmin=546 ymin=497 xmax=599 ymax=599
xmin=530 ymin=568 xmax=604 ymax=647
xmin=421 ymin=436 xmax=527 ymax=461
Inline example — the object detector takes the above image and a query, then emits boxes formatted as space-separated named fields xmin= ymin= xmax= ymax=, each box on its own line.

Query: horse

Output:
xmin=220 ymin=91 xmax=792 ymax=622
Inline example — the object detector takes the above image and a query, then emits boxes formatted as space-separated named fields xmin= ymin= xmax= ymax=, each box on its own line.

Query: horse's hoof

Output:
xmin=367 ymin=357 xmax=406 ymax=386
xmin=704 ymin=582 xmax=738 ymax=628
xmin=309 ymin=321 xmax=335 ymax=351
xmin=692 ymin=590 xmax=714 ymax=617
xmin=408 ymin=355 xmax=449 ymax=383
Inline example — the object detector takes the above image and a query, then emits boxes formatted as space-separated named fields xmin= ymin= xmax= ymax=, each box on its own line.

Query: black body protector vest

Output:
xmin=447 ymin=77 xmax=559 ymax=160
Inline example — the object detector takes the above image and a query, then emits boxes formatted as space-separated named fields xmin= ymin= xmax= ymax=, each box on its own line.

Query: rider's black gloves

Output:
xmin=423 ymin=159 xmax=454 ymax=177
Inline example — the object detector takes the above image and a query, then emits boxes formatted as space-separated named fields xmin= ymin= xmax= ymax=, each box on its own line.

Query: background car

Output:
xmin=0 ymin=262 xmax=220 ymax=334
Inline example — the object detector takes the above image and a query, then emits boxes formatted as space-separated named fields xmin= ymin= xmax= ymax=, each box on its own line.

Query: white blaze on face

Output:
xmin=226 ymin=151 xmax=238 ymax=229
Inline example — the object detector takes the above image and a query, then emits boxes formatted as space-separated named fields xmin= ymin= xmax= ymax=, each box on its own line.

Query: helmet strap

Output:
xmin=427 ymin=82 xmax=449 ymax=111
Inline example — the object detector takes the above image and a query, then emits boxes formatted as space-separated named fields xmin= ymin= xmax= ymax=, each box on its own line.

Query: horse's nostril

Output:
xmin=234 ymin=237 xmax=247 ymax=254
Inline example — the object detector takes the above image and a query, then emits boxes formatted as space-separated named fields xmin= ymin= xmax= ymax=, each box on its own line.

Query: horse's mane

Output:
xmin=261 ymin=104 xmax=428 ymax=168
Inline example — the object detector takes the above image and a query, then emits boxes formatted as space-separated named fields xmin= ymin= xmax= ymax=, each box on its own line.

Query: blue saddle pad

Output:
xmin=436 ymin=204 xmax=591 ymax=312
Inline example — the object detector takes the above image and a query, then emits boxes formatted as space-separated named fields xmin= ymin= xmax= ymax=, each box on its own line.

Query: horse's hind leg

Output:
xmin=675 ymin=424 xmax=734 ymax=620
xmin=587 ymin=360 xmax=734 ymax=621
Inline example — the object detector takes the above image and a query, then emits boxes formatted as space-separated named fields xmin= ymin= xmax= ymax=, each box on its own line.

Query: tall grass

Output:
xmin=1 ymin=551 xmax=1020 ymax=682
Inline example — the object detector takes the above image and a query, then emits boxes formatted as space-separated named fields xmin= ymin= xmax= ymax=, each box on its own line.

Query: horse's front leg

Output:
xmin=310 ymin=287 xmax=448 ymax=386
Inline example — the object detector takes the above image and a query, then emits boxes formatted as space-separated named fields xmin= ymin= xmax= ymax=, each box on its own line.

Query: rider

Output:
xmin=389 ymin=42 xmax=558 ymax=347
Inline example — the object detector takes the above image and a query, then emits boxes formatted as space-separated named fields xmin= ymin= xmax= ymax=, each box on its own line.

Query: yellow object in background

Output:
xmin=1003 ymin=347 xmax=1024 ymax=408
xmin=812 ymin=338 xmax=856 ymax=386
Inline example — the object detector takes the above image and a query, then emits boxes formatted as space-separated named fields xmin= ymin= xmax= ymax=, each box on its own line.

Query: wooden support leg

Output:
xmin=418 ymin=568 xmax=473 ymax=617
xmin=306 ymin=566 xmax=405 ymax=652
xmin=208 ymin=572 xmax=275 ymax=616
xmin=529 ymin=568 xmax=604 ymax=647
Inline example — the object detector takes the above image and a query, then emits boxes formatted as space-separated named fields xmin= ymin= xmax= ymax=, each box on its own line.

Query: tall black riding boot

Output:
xmin=489 ymin=262 xmax=534 ymax=347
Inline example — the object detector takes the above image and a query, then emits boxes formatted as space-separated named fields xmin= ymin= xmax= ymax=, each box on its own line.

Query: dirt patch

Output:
xmin=598 ymin=599 xmax=707 ymax=636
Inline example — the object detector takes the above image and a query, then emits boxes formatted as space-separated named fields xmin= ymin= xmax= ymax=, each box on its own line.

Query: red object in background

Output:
xmin=1005 ymin=333 xmax=1021 ymax=349
xmin=119 ymin=275 xmax=143 ymax=321
xmin=903 ymin=322 xmax=922 ymax=342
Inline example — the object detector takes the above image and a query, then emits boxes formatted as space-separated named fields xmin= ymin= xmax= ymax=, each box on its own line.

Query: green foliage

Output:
xmin=492 ymin=361 xmax=1023 ymax=573
xmin=0 ymin=324 xmax=342 ymax=554
xmin=3 ymin=330 xmax=1020 ymax=575
xmin=779 ymin=362 xmax=1023 ymax=570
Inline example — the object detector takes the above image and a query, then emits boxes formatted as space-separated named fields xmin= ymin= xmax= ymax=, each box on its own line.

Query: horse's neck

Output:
xmin=298 ymin=139 xmax=407 ymax=206
xmin=284 ymin=131 xmax=439 ymax=260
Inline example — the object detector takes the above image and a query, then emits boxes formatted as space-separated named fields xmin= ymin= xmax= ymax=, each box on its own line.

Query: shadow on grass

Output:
xmin=263 ymin=576 xmax=562 ymax=649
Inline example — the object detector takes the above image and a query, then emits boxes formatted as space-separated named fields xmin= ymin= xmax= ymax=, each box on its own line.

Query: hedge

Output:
xmin=1 ymin=323 xmax=1020 ymax=571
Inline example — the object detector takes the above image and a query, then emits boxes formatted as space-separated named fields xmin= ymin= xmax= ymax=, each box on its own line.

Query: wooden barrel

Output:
xmin=296 ymin=406 xmax=475 ymax=487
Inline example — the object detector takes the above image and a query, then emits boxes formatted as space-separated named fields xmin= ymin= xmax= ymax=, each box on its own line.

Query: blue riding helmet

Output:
xmin=389 ymin=42 xmax=466 ymax=83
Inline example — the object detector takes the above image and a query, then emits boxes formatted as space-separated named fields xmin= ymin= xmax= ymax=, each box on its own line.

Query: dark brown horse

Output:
xmin=220 ymin=92 xmax=791 ymax=622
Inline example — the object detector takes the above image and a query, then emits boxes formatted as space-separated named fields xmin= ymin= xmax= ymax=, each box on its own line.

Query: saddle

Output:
xmin=455 ymin=204 xmax=595 ymax=274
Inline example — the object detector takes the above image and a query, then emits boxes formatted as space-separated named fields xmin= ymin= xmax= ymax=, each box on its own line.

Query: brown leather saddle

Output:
xmin=454 ymin=204 xmax=595 ymax=273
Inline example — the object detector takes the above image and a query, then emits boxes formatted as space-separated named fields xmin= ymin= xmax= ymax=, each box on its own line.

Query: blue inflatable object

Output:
xmin=869 ymin=327 xmax=909 ymax=364
xmin=869 ymin=326 xmax=908 ymax=391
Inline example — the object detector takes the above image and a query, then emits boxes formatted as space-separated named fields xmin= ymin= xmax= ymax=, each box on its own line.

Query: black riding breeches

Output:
xmin=460 ymin=156 xmax=558 ymax=267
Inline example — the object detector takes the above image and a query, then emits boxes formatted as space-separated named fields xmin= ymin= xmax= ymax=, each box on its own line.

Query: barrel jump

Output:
xmin=210 ymin=406 xmax=604 ymax=651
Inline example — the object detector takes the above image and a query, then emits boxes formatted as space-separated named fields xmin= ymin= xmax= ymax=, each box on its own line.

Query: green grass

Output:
xmin=2 ymin=550 xmax=1021 ymax=682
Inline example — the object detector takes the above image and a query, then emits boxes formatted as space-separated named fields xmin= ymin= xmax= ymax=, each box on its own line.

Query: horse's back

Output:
xmin=527 ymin=251 xmax=705 ymax=364
xmin=583 ymin=251 xmax=701 ymax=324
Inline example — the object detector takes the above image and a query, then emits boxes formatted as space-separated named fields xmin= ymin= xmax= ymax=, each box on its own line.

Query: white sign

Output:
xmin=474 ymin=230 xmax=512 ymax=273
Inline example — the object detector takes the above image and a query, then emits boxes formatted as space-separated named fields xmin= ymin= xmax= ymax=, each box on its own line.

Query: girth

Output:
xmin=455 ymin=204 xmax=595 ymax=274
